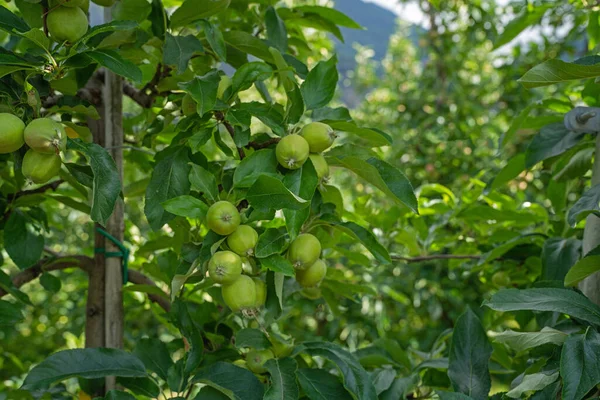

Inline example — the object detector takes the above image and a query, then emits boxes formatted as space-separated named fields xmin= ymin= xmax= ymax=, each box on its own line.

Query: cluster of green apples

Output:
xmin=44 ymin=0 xmax=116 ymax=44
xmin=275 ymin=121 xmax=336 ymax=182
xmin=205 ymin=194 xmax=330 ymax=313
xmin=0 ymin=114 xmax=66 ymax=184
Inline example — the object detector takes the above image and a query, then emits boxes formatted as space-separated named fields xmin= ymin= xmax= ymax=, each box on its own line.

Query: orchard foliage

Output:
xmin=0 ymin=0 xmax=417 ymax=398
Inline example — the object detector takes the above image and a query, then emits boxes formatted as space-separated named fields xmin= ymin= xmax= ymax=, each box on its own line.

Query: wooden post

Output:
xmin=580 ymin=132 xmax=600 ymax=305
xmin=102 ymin=6 xmax=125 ymax=392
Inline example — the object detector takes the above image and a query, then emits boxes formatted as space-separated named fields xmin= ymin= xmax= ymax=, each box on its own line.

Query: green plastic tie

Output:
xmin=94 ymin=227 xmax=129 ymax=284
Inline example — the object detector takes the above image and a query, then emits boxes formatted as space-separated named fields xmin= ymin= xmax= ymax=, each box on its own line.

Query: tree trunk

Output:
xmin=580 ymin=132 xmax=600 ymax=305
xmin=102 ymin=6 xmax=125 ymax=392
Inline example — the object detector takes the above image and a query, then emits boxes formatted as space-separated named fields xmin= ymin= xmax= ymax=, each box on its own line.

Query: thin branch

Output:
xmin=42 ymin=6 xmax=49 ymax=37
xmin=247 ymin=137 xmax=280 ymax=150
xmin=128 ymin=270 xmax=171 ymax=313
xmin=0 ymin=255 xmax=171 ymax=313
xmin=7 ymin=179 xmax=65 ymax=201
xmin=392 ymin=254 xmax=480 ymax=263
xmin=214 ymin=111 xmax=245 ymax=159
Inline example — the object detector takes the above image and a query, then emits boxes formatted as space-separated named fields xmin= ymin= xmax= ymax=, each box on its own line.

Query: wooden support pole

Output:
xmin=581 ymin=132 xmax=600 ymax=305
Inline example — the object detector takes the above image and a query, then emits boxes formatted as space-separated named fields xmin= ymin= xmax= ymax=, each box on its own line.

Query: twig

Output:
xmin=391 ymin=254 xmax=480 ymax=263
xmin=7 ymin=179 xmax=65 ymax=201
xmin=0 ymin=255 xmax=171 ymax=313
xmin=42 ymin=6 xmax=49 ymax=37
xmin=214 ymin=111 xmax=245 ymax=159
xmin=247 ymin=137 xmax=280 ymax=150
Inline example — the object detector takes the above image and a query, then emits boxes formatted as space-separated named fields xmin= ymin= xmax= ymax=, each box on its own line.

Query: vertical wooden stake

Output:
xmin=102 ymin=6 xmax=125 ymax=392
xmin=580 ymin=133 xmax=600 ymax=305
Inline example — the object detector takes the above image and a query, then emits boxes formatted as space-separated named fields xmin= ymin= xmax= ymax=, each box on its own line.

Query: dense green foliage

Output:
xmin=2 ymin=0 xmax=600 ymax=399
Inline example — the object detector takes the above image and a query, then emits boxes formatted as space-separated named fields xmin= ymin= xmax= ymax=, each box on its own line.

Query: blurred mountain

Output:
xmin=333 ymin=0 xmax=398 ymax=76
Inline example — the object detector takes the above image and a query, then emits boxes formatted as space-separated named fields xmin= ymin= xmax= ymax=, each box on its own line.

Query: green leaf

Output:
xmin=541 ymin=238 xmax=581 ymax=281
xmin=200 ymin=20 xmax=227 ymax=61
xmin=179 ymin=70 xmax=220 ymax=116
xmin=149 ymin=0 xmax=167 ymax=39
xmin=223 ymin=31 xmax=274 ymax=63
xmin=247 ymin=175 xmax=308 ymax=211
xmin=233 ymin=149 xmax=278 ymax=188
xmin=296 ymin=368 xmax=350 ymax=400
xmin=328 ymin=156 xmax=417 ymax=213
xmin=371 ymin=368 xmax=398 ymax=394
xmin=519 ymin=58 xmax=600 ymax=88
xmin=561 ymin=328 xmax=600 ymax=400
xmin=39 ymin=273 xmax=61 ymax=293
xmin=132 ymin=338 xmax=173 ymax=381
xmin=525 ymin=123 xmax=583 ymax=168
xmin=86 ymin=50 xmax=142 ymax=83
xmin=144 ymin=146 xmax=191 ymax=230
xmin=193 ymin=362 xmax=264 ymax=400
xmin=553 ymin=147 xmax=594 ymax=182
xmin=283 ymin=161 xmax=319 ymax=239
xmin=189 ymin=164 xmax=218 ymax=203
xmin=67 ymin=140 xmax=121 ymax=226
xmin=21 ymin=29 xmax=50 ymax=51
xmin=379 ymin=375 xmax=419 ymax=400
xmin=436 ymin=392 xmax=475 ymax=400
xmin=506 ymin=372 xmax=559 ymax=399
xmin=116 ymin=376 xmax=160 ymax=398
xmin=0 ymin=6 xmax=30 ymax=33
xmin=488 ymin=154 xmax=526 ymax=191
xmin=235 ymin=328 xmax=271 ymax=349
xmin=5 ymin=211 xmax=44 ymax=269
xmin=327 ymin=121 xmax=392 ymax=147
xmin=104 ymin=390 xmax=136 ymax=400
xmin=231 ymin=62 xmax=273 ymax=94
xmin=493 ymin=5 xmax=550 ymax=50
xmin=565 ymin=246 xmax=600 ymax=286
xmin=320 ymin=215 xmax=390 ymax=265
xmin=22 ymin=348 xmax=146 ymax=390
xmin=493 ymin=327 xmax=568 ymax=352
xmin=162 ymin=195 xmax=208 ymax=220
xmin=295 ymin=341 xmax=378 ymax=400
xmin=255 ymin=228 xmax=289 ymax=258
xmin=0 ymin=300 xmax=23 ymax=326
xmin=301 ymin=55 xmax=338 ymax=110
xmin=265 ymin=7 xmax=288 ymax=52
xmin=77 ymin=20 xmax=137 ymax=45
xmin=171 ymin=0 xmax=230 ymax=28
xmin=293 ymin=6 xmax=361 ymax=29
xmin=260 ymin=254 xmax=295 ymax=276
xmin=264 ymin=358 xmax=299 ymax=400
xmin=163 ymin=33 xmax=204 ymax=74
xmin=448 ymin=308 xmax=492 ymax=400
xmin=485 ymin=288 xmax=600 ymax=327
xmin=568 ymin=184 xmax=600 ymax=226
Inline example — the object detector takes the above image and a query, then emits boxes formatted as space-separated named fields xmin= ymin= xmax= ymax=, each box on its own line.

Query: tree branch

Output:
xmin=0 ymin=256 xmax=171 ymax=313
xmin=247 ymin=137 xmax=280 ymax=150
xmin=7 ymin=179 xmax=65 ymax=201
xmin=391 ymin=254 xmax=480 ymax=263
xmin=214 ymin=111 xmax=245 ymax=159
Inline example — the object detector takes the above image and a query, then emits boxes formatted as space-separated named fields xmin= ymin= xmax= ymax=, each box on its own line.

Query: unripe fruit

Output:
xmin=269 ymin=335 xmax=294 ymax=358
xmin=47 ymin=7 xmax=89 ymax=43
xmin=222 ymin=275 xmax=256 ymax=312
xmin=24 ymin=118 xmax=67 ymax=154
xmin=276 ymin=135 xmax=309 ymax=170
xmin=252 ymin=278 xmax=267 ymax=308
xmin=300 ymin=122 xmax=335 ymax=153
xmin=0 ymin=113 xmax=25 ymax=154
xmin=208 ymin=251 xmax=242 ymax=284
xmin=492 ymin=271 xmax=511 ymax=288
xmin=182 ymin=94 xmax=196 ymax=116
xmin=288 ymin=233 xmax=321 ymax=269
xmin=227 ymin=225 xmax=258 ymax=257
xmin=296 ymin=259 xmax=327 ymax=288
xmin=206 ymin=201 xmax=241 ymax=235
xmin=49 ymin=0 xmax=85 ymax=8
xmin=91 ymin=0 xmax=116 ymax=6
xmin=246 ymin=349 xmax=274 ymax=374
xmin=217 ymin=75 xmax=232 ymax=99
xmin=22 ymin=149 xmax=61 ymax=184
xmin=309 ymin=154 xmax=329 ymax=180
xmin=301 ymin=287 xmax=322 ymax=300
